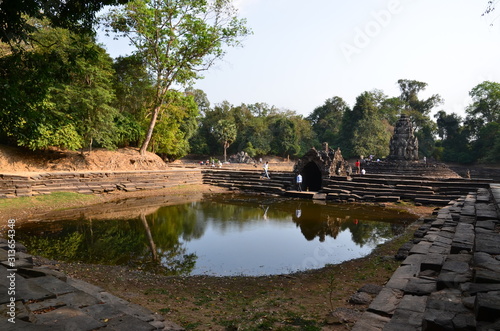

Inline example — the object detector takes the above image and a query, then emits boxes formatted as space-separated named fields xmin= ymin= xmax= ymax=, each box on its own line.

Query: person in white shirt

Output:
xmin=296 ymin=173 xmax=303 ymax=191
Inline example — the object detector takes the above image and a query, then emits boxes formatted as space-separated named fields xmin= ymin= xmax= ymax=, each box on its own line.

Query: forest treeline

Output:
xmin=0 ymin=1 xmax=498 ymax=165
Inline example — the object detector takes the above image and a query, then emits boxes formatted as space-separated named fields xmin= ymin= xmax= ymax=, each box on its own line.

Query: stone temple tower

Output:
xmin=388 ymin=114 xmax=419 ymax=161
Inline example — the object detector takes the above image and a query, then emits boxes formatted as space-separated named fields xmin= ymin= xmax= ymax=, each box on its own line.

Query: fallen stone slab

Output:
xmin=404 ymin=277 xmax=437 ymax=296
xmin=0 ymin=319 xmax=62 ymax=330
xmin=351 ymin=311 xmax=390 ymax=331
xmin=28 ymin=275 xmax=75 ymax=296
xmin=475 ymin=232 xmax=500 ymax=255
xmin=423 ymin=290 xmax=476 ymax=330
xmin=395 ymin=241 xmax=414 ymax=261
xmin=397 ymin=294 xmax=428 ymax=313
xmin=382 ymin=308 xmax=423 ymax=331
xmin=420 ymin=253 xmax=446 ymax=272
xmin=358 ymin=284 xmax=383 ymax=295
xmin=474 ymin=269 xmax=500 ymax=284
xmin=476 ymin=220 xmax=497 ymax=231
xmin=462 ymin=283 xmax=500 ymax=296
xmin=367 ymin=288 xmax=404 ymax=316
xmin=474 ymin=291 xmax=500 ymax=322
xmin=409 ymin=241 xmax=432 ymax=255
xmin=32 ymin=306 xmax=105 ymax=330
xmin=442 ymin=259 xmax=471 ymax=274
xmin=428 ymin=245 xmax=450 ymax=255
xmin=349 ymin=291 xmax=373 ymax=305
xmin=102 ymin=314 xmax=157 ymax=331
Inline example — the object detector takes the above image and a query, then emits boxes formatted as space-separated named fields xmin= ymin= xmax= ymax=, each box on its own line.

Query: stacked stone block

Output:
xmin=0 ymin=170 xmax=203 ymax=198
xmin=0 ymin=238 xmax=182 ymax=330
xmin=352 ymin=185 xmax=500 ymax=330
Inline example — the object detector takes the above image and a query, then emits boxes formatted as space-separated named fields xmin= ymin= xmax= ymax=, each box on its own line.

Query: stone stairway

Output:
xmin=352 ymin=184 xmax=500 ymax=330
xmin=202 ymin=170 xmax=492 ymax=205
xmin=322 ymin=174 xmax=491 ymax=205
xmin=202 ymin=169 xmax=295 ymax=194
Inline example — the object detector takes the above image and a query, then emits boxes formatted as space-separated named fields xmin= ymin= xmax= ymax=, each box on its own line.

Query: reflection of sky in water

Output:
xmin=182 ymin=214 xmax=383 ymax=276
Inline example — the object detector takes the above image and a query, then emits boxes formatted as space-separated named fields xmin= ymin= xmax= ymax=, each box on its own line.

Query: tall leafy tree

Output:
xmin=151 ymin=91 xmax=200 ymax=160
xmin=307 ymin=96 xmax=349 ymax=148
xmin=347 ymin=91 xmax=391 ymax=158
xmin=397 ymin=79 xmax=443 ymax=128
xmin=102 ymin=0 xmax=251 ymax=155
xmin=434 ymin=111 xmax=473 ymax=163
xmin=466 ymin=81 xmax=500 ymax=135
xmin=0 ymin=24 xmax=117 ymax=150
xmin=268 ymin=111 xmax=313 ymax=158
xmin=397 ymin=79 xmax=442 ymax=157
xmin=465 ymin=81 xmax=500 ymax=163
xmin=212 ymin=119 xmax=237 ymax=162
xmin=112 ymin=55 xmax=154 ymax=147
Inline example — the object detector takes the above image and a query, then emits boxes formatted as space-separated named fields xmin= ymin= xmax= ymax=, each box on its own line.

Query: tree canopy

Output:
xmin=101 ymin=0 xmax=251 ymax=155
xmin=0 ymin=1 xmax=497 ymax=165
xmin=0 ymin=0 xmax=129 ymax=49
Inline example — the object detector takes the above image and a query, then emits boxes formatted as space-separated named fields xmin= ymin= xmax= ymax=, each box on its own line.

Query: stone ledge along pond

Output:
xmin=12 ymin=194 xmax=419 ymax=277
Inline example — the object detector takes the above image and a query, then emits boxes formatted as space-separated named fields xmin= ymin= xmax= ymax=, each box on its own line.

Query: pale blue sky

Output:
xmin=99 ymin=0 xmax=500 ymax=118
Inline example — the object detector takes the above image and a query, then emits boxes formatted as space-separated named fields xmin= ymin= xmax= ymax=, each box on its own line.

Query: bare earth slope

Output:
xmin=0 ymin=145 xmax=168 ymax=173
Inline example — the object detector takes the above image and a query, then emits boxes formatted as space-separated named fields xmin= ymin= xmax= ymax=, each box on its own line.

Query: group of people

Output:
xmin=354 ymin=160 xmax=366 ymax=175
xmin=200 ymin=159 xmax=222 ymax=168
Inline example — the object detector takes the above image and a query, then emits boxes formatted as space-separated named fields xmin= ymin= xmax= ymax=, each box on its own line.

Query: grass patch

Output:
xmin=0 ymin=192 xmax=98 ymax=213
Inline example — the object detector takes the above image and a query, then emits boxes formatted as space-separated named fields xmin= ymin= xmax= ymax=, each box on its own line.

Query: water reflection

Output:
xmin=12 ymin=194 xmax=418 ymax=276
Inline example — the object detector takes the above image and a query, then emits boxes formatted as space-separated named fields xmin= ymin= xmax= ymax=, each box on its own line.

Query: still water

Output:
xmin=14 ymin=194 xmax=418 ymax=276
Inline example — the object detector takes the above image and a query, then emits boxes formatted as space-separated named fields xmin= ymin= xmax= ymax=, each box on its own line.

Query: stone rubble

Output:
xmin=352 ymin=184 xmax=500 ymax=330
xmin=0 ymin=238 xmax=183 ymax=330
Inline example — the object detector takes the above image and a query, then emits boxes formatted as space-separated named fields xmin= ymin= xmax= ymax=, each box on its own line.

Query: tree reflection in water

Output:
xmin=13 ymin=194 xmax=417 ymax=276
xmin=291 ymin=202 xmax=407 ymax=246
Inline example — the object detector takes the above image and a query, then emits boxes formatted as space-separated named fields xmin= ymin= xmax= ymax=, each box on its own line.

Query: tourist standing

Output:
xmin=263 ymin=161 xmax=270 ymax=179
xmin=296 ymin=173 xmax=303 ymax=191
xmin=355 ymin=160 xmax=361 ymax=174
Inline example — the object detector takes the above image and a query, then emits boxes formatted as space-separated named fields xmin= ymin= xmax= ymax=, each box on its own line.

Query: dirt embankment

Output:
xmin=0 ymin=145 xmax=169 ymax=173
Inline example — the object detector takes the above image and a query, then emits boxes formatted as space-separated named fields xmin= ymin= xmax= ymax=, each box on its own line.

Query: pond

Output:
xmin=13 ymin=194 xmax=418 ymax=276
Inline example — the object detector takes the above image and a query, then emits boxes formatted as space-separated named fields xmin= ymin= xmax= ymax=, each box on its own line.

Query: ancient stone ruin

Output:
xmin=293 ymin=142 xmax=348 ymax=191
xmin=388 ymin=114 xmax=419 ymax=161
xmin=229 ymin=151 xmax=255 ymax=164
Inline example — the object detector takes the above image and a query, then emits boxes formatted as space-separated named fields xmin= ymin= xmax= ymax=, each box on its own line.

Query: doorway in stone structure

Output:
xmin=302 ymin=162 xmax=322 ymax=192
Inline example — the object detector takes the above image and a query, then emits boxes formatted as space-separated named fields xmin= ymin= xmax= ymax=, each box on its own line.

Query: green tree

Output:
xmin=397 ymin=79 xmax=442 ymax=157
xmin=474 ymin=122 xmax=500 ymax=163
xmin=307 ymin=96 xmax=349 ymax=148
xmin=0 ymin=0 xmax=129 ymax=48
xmin=151 ymin=90 xmax=199 ymax=160
xmin=397 ymin=79 xmax=443 ymax=128
xmin=465 ymin=81 xmax=500 ymax=163
xmin=240 ymin=116 xmax=272 ymax=157
xmin=212 ymin=119 xmax=237 ymax=162
xmin=268 ymin=111 xmax=313 ymax=158
xmin=466 ymin=81 xmax=500 ymax=135
xmin=348 ymin=91 xmax=391 ymax=158
xmin=0 ymin=24 xmax=117 ymax=151
xmin=102 ymin=0 xmax=250 ymax=155
xmin=434 ymin=111 xmax=473 ymax=163
xmin=112 ymin=55 xmax=154 ymax=147
xmin=50 ymin=37 xmax=118 ymax=151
